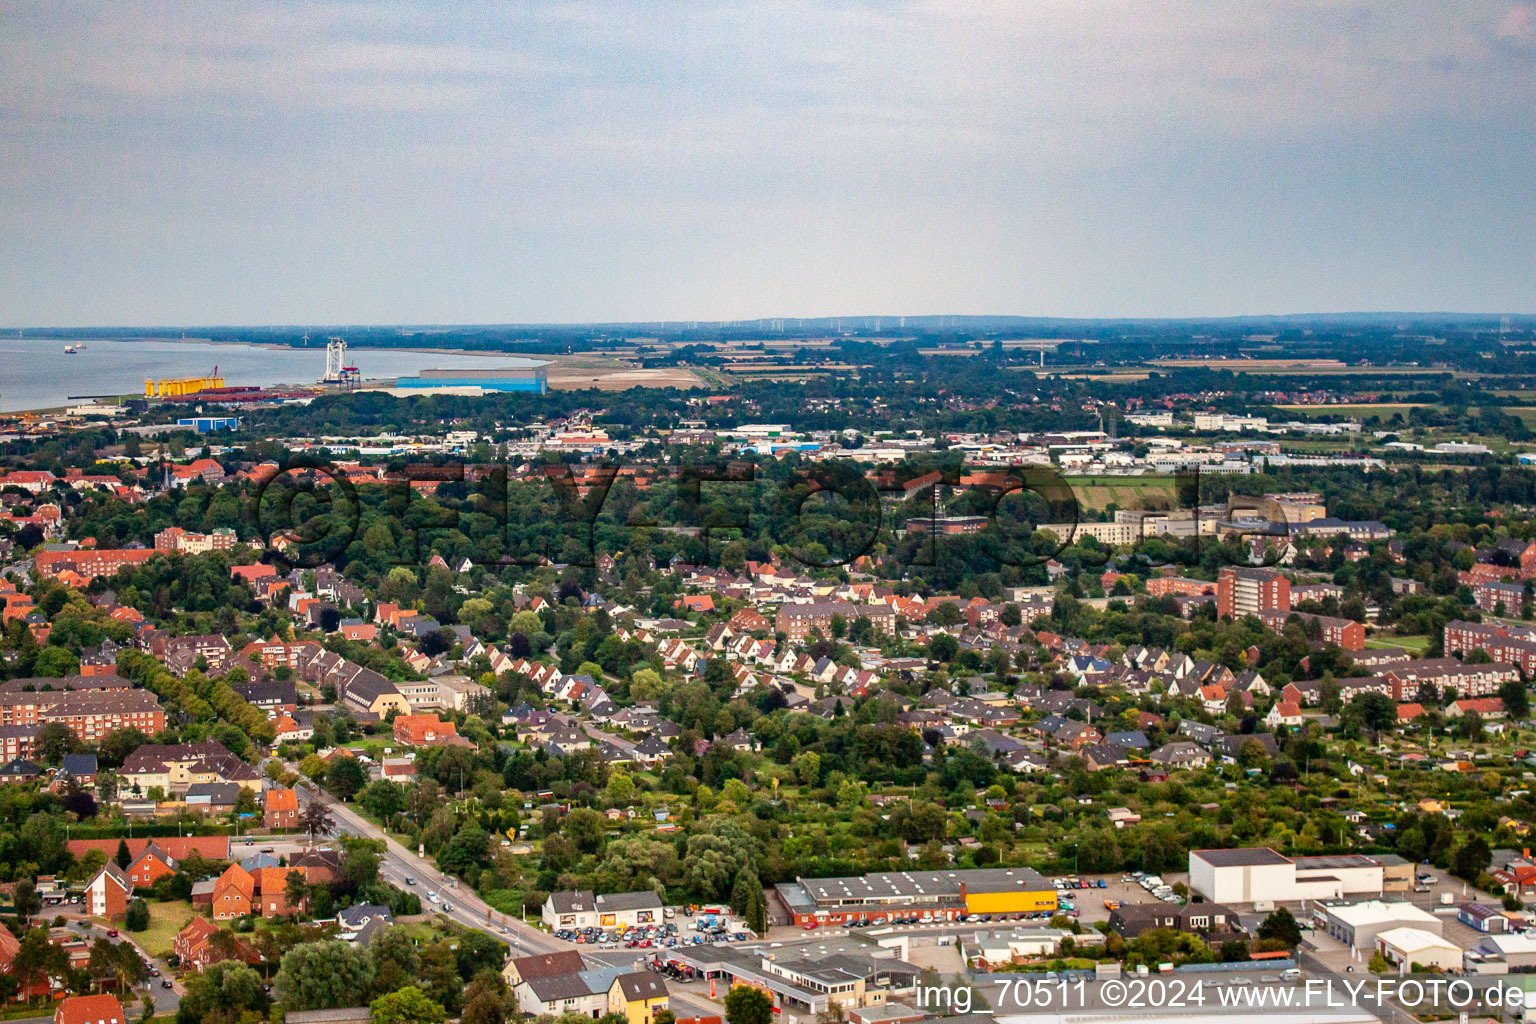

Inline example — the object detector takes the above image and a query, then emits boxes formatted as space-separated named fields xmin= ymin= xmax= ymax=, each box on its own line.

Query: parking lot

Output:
xmin=553 ymin=914 xmax=757 ymax=952
xmin=1050 ymin=871 xmax=1196 ymax=927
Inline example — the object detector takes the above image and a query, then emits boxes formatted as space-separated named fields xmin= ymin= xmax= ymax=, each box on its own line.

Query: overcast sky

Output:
xmin=3 ymin=1 xmax=1535 ymax=326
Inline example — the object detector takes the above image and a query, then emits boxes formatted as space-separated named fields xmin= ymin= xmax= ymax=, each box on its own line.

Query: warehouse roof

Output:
xmin=798 ymin=867 xmax=1052 ymax=903
xmin=1192 ymin=847 xmax=1291 ymax=867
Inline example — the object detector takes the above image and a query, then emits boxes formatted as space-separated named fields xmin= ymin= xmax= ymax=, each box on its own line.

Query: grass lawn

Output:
xmin=1366 ymin=635 xmax=1430 ymax=652
xmin=394 ymin=919 xmax=457 ymax=944
xmin=135 ymin=899 xmax=199 ymax=958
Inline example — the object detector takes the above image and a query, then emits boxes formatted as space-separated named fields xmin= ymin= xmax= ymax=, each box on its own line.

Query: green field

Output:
xmin=1063 ymin=476 xmax=1180 ymax=511
xmin=1505 ymin=407 xmax=1536 ymax=428
xmin=1274 ymin=403 xmax=1435 ymax=419
xmin=137 ymin=899 xmax=198 ymax=958
xmin=1365 ymin=635 xmax=1430 ymax=653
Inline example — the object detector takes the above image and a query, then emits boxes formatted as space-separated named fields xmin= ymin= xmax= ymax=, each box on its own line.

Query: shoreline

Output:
xmin=12 ymin=335 xmax=551 ymax=362
xmin=0 ymin=338 xmax=552 ymax=415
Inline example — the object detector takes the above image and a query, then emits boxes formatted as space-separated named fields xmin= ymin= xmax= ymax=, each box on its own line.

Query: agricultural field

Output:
xmin=542 ymin=356 xmax=706 ymax=391
xmin=1063 ymin=475 xmax=1180 ymax=510
xmin=1273 ymin=403 xmax=1433 ymax=419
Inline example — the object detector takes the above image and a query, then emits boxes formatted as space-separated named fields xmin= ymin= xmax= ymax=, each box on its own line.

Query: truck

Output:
xmin=1252 ymin=900 xmax=1275 ymax=912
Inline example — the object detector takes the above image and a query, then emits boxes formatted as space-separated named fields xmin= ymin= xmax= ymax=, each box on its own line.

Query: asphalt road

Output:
xmin=1297 ymin=948 xmax=1421 ymax=1024
xmin=67 ymin=918 xmax=182 ymax=1014
xmin=294 ymin=780 xmax=568 ymax=956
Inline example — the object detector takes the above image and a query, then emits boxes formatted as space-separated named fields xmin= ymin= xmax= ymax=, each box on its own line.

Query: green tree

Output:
xmin=35 ymin=722 xmax=77 ymax=763
xmin=125 ymin=898 xmax=150 ymax=932
xmin=340 ymin=835 xmax=386 ymax=893
xmin=13 ymin=879 xmax=40 ymax=925
xmin=684 ymin=823 xmax=760 ymax=900
xmin=115 ymin=838 xmax=132 ymax=869
xmin=927 ymin=633 xmax=959 ymax=663
xmin=90 ymin=937 xmax=146 ymax=995
xmin=792 ymin=751 xmax=821 ymax=787
xmin=562 ymin=807 xmax=608 ymax=855
xmin=1500 ymin=680 xmax=1531 ymax=720
xmin=725 ymin=984 xmax=774 ymax=1024
xmin=370 ymin=986 xmax=447 ymax=1024
xmin=11 ymin=928 xmax=68 ymax=1006
xmin=368 ymin=926 xmax=421 ymax=997
xmin=275 ymin=940 xmax=375 ymax=1010
xmin=283 ymin=870 xmax=309 ymax=915
xmin=440 ymin=822 xmax=491 ymax=876
xmin=1454 ymin=836 xmax=1492 ymax=881
xmin=1348 ymin=692 xmax=1397 ymax=735
xmin=453 ymin=930 xmax=506 ymax=981
xmin=34 ymin=645 xmax=78 ymax=677
xmin=459 ymin=977 xmax=511 ymax=1024
xmin=326 ymin=757 xmax=368 ymax=800
xmin=177 ymin=960 xmax=268 ymax=1024
xmin=1256 ymin=907 xmax=1302 ymax=948
xmin=730 ymin=872 xmax=758 ymax=919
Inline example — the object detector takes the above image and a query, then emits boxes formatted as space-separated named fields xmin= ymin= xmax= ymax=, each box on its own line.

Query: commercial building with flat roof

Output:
xmin=775 ymin=867 xmax=1056 ymax=925
xmin=1313 ymin=900 xmax=1442 ymax=952
xmin=1190 ymin=848 xmax=1387 ymax=904
xmin=542 ymin=889 xmax=664 ymax=930
xmin=668 ymin=939 xmax=918 ymax=1016
xmin=1375 ymin=927 xmax=1463 ymax=971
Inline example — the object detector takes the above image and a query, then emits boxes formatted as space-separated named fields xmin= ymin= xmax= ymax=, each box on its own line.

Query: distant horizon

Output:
xmin=6 ymin=310 xmax=1536 ymax=334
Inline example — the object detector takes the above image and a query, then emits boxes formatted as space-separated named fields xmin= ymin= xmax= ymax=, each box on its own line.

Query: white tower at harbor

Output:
xmin=322 ymin=337 xmax=347 ymax=382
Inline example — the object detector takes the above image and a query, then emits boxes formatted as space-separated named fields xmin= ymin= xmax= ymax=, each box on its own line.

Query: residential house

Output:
xmin=609 ymin=973 xmax=670 ymax=1024
xmin=265 ymin=788 xmax=300 ymax=829
xmin=54 ymin=995 xmax=126 ymax=1024
xmin=85 ymin=864 xmax=131 ymax=919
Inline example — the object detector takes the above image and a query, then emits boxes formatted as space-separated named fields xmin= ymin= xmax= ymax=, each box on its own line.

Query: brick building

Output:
xmin=1260 ymin=610 xmax=1365 ymax=650
xmin=1444 ymin=620 xmax=1536 ymax=675
xmin=264 ymin=788 xmax=300 ymax=829
xmin=153 ymin=527 xmax=238 ymax=554
xmin=775 ymin=602 xmax=896 ymax=641
xmin=35 ymin=547 xmax=156 ymax=580
xmin=1216 ymin=567 xmax=1290 ymax=619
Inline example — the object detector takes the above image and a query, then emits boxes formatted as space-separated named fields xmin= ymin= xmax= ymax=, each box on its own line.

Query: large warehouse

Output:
xmin=1189 ymin=848 xmax=1403 ymax=904
xmin=774 ymin=867 xmax=1057 ymax=926
xmin=1314 ymin=899 xmax=1443 ymax=953
xmin=393 ymin=366 xmax=548 ymax=394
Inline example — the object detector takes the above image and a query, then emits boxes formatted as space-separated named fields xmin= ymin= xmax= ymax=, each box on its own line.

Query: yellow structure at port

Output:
xmin=144 ymin=375 xmax=224 ymax=398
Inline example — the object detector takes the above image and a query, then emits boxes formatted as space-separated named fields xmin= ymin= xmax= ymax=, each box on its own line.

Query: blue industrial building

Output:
xmin=178 ymin=416 xmax=241 ymax=433
xmin=394 ymin=366 xmax=548 ymax=394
